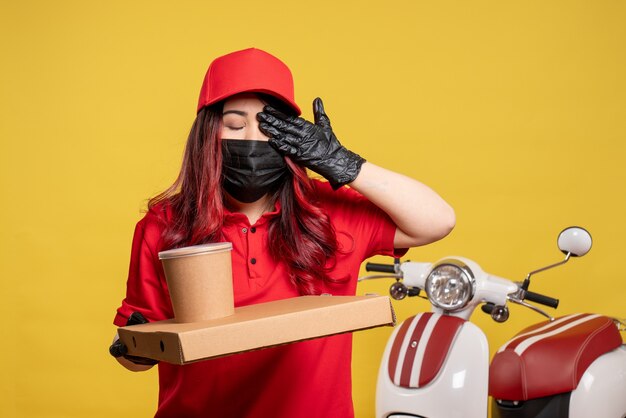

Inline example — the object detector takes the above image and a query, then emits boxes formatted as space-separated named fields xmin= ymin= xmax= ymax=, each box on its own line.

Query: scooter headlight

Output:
xmin=425 ymin=259 xmax=475 ymax=311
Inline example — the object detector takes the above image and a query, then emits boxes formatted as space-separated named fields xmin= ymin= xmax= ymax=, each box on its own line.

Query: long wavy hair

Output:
xmin=148 ymin=97 xmax=338 ymax=295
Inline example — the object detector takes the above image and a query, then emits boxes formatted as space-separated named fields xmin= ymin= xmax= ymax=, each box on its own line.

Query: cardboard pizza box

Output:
xmin=117 ymin=295 xmax=395 ymax=365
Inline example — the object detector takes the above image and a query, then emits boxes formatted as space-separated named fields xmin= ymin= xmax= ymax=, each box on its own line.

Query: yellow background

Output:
xmin=1 ymin=1 xmax=625 ymax=417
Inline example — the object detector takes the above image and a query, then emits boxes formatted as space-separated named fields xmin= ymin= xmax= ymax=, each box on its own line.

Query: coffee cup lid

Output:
xmin=158 ymin=242 xmax=233 ymax=260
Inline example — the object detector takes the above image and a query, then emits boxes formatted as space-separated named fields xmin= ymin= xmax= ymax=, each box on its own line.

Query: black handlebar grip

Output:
xmin=524 ymin=290 xmax=559 ymax=309
xmin=481 ymin=303 xmax=495 ymax=314
xmin=365 ymin=262 xmax=396 ymax=273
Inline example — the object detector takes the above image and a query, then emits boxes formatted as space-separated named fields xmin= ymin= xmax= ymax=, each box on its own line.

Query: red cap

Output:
xmin=196 ymin=48 xmax=301 ymax=115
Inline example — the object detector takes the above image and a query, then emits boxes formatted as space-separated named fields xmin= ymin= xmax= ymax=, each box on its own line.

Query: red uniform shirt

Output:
xmin=115 ymin=180 xmax=404 ymax=418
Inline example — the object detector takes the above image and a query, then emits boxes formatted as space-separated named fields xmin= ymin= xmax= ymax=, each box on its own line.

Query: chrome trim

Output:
xmin=425 ymin=258 xmax=476 ymax=312
xmin=525 ymin=252 xmax=571 ymax=283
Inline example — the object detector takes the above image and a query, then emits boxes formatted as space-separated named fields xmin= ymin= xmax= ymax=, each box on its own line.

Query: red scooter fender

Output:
xmin=376 ymin=312 xmax=489 ymax=418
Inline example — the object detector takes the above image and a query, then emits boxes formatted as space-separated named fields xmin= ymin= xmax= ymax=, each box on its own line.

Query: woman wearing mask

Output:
xmin=111 ymin=48 xmax=455 ymax=418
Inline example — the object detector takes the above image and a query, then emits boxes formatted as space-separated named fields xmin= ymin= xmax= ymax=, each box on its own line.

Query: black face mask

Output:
xmin=222 ymin=139 xmax=288 ymax=203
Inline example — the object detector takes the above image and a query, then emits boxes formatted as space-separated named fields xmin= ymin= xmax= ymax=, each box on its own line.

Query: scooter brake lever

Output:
xmin=507 ymin=296 xmax=555 ymax=322
xmin=358 ymin=274 xmax=401 ymax=282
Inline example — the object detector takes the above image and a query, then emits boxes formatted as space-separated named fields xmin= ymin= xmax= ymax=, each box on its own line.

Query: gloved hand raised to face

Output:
xmin=258 ymin=98 xmax=366 ymax=189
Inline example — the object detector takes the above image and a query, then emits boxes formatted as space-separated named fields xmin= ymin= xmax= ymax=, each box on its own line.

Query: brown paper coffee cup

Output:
xmin=159 ymin=242 xmax=234 ymax=323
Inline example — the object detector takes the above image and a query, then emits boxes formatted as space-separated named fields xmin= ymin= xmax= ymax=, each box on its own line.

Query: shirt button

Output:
xmin=242 ymin=227 xmax=248 ymax=233
xmin=250 ymin=227 xmax=256 ymax=233
xmin=250 ymin=258 xmax=257 ymax=265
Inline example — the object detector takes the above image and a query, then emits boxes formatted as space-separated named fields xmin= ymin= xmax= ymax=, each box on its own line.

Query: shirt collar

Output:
xmin=223 ymin=199 xmax=282 ymax=226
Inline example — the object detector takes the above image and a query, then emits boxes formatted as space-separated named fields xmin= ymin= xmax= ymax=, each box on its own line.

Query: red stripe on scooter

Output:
xmin=419 ymin=315 xmax=465 ymax=387
xmin=399 ymin=313 xmax=434 ymax=387
xmin=388 ymin=315 xmax=418 ymax=382
xmin=503 ymin=313 xmax=589 ymax=352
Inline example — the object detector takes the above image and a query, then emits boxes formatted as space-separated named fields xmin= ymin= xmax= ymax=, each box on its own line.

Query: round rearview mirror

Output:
xmin=558 ymin=227 xmax=592 ymax=257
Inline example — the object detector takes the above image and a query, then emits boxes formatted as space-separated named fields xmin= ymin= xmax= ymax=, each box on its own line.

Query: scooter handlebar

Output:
xmin=524 ymin=290 xmax=559 ymax=309
xmin=365 ymin=262 xmax=396 ymax=274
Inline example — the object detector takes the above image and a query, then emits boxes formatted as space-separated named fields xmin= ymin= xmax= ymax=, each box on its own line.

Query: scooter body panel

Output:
xmin=376 ymin=317 xmax=489 ymax=418
xmin=569 ymin=345 xmax=626 ymax=418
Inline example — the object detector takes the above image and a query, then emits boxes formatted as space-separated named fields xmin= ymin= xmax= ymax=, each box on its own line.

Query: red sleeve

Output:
xmin=113 ymin=212 xmax=174 ymax=327
xmin=314 ymin=181 xmax=408 ymax=260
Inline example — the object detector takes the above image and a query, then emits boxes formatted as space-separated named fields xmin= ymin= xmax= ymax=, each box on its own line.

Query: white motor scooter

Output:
xmin=360 ymin=227 xmax=626 ymax=418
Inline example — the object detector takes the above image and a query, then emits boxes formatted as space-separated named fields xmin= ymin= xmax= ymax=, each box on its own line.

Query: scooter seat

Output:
xmin=489 ymin=313 xmax=622 ymax=401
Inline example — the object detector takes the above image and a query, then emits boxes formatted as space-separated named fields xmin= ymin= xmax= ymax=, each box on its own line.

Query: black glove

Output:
xmin=109 ymin=312 xmax=159 ymax=366
xmin=258 ymin=98 xmax=366 ymax=189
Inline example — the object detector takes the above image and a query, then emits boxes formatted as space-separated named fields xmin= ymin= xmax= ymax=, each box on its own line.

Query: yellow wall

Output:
xmin=1 ymin=1 xmax=625 ymax=417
